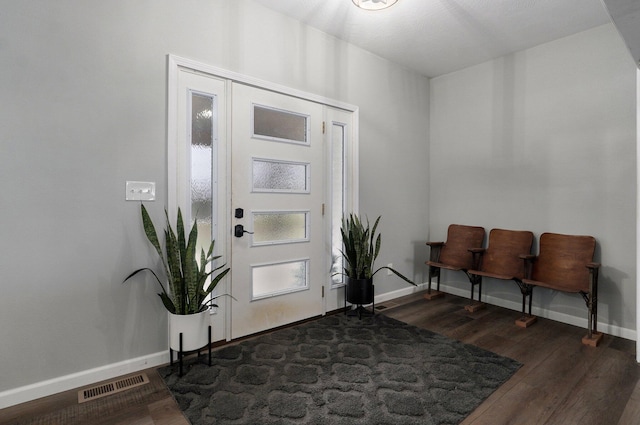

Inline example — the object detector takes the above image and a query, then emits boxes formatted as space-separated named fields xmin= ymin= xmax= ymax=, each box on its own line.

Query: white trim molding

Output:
xmin=0 ymin=351 xmax=168 ymax=409
xmin=168 ymin=55 xmax=358 ymax=114
xmin=365 ymin=281 xmax=636 ymax=342
xmin=437 ymin=282 xmax=637 ymax=342
xmin=636 ymin=67 xmax=640 ymax=363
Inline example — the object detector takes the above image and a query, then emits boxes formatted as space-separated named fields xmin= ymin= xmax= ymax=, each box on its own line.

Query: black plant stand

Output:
xmin=169 ymin=325 xmax=212 ymax=377
xmin=344 ymin=278 xmax=375 ymax=319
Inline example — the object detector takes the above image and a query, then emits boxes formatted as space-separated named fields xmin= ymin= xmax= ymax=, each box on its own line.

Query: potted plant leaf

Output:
xmin=337 ymin=214 xmax=415 ymax=317
xmin=124 ymin=204 xmax=230 ymax=351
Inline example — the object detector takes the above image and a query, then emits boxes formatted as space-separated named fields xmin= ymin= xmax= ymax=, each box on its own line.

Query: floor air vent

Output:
xmin=78 ymin=373 xmax=149 ymax=403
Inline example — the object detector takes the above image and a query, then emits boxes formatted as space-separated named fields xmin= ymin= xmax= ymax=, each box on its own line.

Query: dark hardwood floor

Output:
xmin=1 ymin=291 xmax=638 ymax=425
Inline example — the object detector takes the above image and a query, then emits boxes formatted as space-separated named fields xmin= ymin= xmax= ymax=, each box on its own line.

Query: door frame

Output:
xmin=636 ymin=68 xmax=639 ymax=364
xmin=167 ymin=54 xmax=359 ymax=341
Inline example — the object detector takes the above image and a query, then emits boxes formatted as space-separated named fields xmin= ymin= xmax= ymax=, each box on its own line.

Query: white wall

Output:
xmin=430 ymin=24 xmax=637 ymax=337
xmin=0 ymin=0 xmax=429 ymax=404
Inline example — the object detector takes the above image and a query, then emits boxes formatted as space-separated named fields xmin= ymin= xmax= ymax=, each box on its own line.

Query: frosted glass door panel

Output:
xmin=252 ymin=211 xmax=308 ymax=245
xmin=252 ymin=159 xmax=309 ymax=192
xmin=253 ymin=104 xmax=308 ymax=144
xmin=252 ymin=260 xmax=309 ymax=300
xmin=331 ymin=123 xmax=346 ymax=285
xmin=191 ymin=93 xmax=214 ymax=237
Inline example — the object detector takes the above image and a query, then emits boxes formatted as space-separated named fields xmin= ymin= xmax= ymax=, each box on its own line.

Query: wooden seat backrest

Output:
xmin=480 ymin=228 xmax=533 ymax=279
xmin=438 ymin=224 xmax=485 ymax=269
xmin=531 ymin=232 xmax=596 ymax=293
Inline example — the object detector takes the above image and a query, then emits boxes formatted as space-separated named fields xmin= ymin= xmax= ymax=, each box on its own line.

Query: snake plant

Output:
xmin=338 ymin=214 xmax=415 ymax=285
xmin=123 ymin=204 xmax=230 ymax=315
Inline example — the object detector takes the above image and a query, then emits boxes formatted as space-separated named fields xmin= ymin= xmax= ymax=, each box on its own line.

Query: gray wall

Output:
xmin=430 ymin=24 xmax=637 ymax=335
xmin=0 ymin=0 xmax=430 ymax=396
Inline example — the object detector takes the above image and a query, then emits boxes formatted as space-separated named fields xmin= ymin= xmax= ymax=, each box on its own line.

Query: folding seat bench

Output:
xmin=517 ymin=232 xmax=602 ymax=346
xmin=466 ymin=228 xmax=534 ymax=313
xmin=424 ymin=224 xmax=485 ymax=300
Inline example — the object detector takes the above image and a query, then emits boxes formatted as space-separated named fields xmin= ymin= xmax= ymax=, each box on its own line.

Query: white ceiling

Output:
xmin=252 ymin=0 xmax=613 ymax=78
xmin=603 ymin=0 xmax=640 ymax=66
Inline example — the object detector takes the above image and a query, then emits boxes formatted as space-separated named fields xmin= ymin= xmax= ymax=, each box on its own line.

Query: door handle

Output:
xmin=234 ymin=224 xmax=254 ymax=238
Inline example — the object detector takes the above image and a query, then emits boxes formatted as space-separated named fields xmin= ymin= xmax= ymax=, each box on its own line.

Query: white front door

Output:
xmin=230 ymin=83 xmax=325 ymax=338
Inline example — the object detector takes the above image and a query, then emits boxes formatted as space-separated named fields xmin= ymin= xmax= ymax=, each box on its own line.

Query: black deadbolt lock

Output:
xmin=234 ymin=208 xmax=244 ymax=219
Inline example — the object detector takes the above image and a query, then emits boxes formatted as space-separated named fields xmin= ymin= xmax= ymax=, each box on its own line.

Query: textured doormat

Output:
xmin=159 ymin=313 xmax=521 ymax=425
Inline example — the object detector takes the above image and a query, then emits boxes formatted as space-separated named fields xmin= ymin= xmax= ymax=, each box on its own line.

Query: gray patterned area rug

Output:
xmin=159 ymin=313 xmax=520 ymax=425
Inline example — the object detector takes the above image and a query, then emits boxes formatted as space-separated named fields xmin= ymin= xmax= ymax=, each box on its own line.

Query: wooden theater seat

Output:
xmin=425 ymin=224 xmax=485 ymax=300
xmin=466 ymin=228 xmax=534 ymax=313
xmin=518 ymin=232 xmax=602 ymax=346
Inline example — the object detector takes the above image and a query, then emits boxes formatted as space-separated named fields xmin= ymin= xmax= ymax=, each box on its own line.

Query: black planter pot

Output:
xmin=346 ymin=277 xmax=374 ymax=304
xmin=345 ymin=277 xmax=374 ymax=318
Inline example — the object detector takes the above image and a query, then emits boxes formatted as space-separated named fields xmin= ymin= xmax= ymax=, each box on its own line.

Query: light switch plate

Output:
xmin=126 ymin=181 xmax=156 ymax=201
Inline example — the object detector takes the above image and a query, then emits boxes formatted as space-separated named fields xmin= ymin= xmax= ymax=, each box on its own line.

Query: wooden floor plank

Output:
xmin=146 ymin=395 xmax=189 ymax=425
xmin=546 ymin=347 xmax=640 ymax=425
xmin=618 ymin=377 xmax=640 ymax=425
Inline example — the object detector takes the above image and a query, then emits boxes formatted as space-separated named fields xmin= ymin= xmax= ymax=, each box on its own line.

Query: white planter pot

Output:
xmin=168 ymin=309 xmax=210 ymax=352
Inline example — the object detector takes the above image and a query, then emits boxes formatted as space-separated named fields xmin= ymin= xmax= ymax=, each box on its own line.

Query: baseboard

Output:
xmin=436 ymin=283 xmax=637 ymax=342
xmin=374 ymin=282 xmax=430 ymax=305
xmin=0 ymin=351 xmax=168 ymax=409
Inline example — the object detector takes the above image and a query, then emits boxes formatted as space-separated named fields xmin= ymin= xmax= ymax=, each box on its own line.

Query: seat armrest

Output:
xmin=586 ymin=262 xmax=601 ymax=270
xmin=519 ymin=254 xmax=536 ymax=279
xmin=468 ymin=247 xmax=485 ymax=270
xmin=426 ymin=241 xmax=444 ymax=263
xmin=426 ymin=241 xmax=444 ymax=247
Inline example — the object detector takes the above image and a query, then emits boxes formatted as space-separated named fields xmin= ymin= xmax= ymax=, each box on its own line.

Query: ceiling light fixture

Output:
xmin=352 ymin=0 xmax=398 ymax=11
